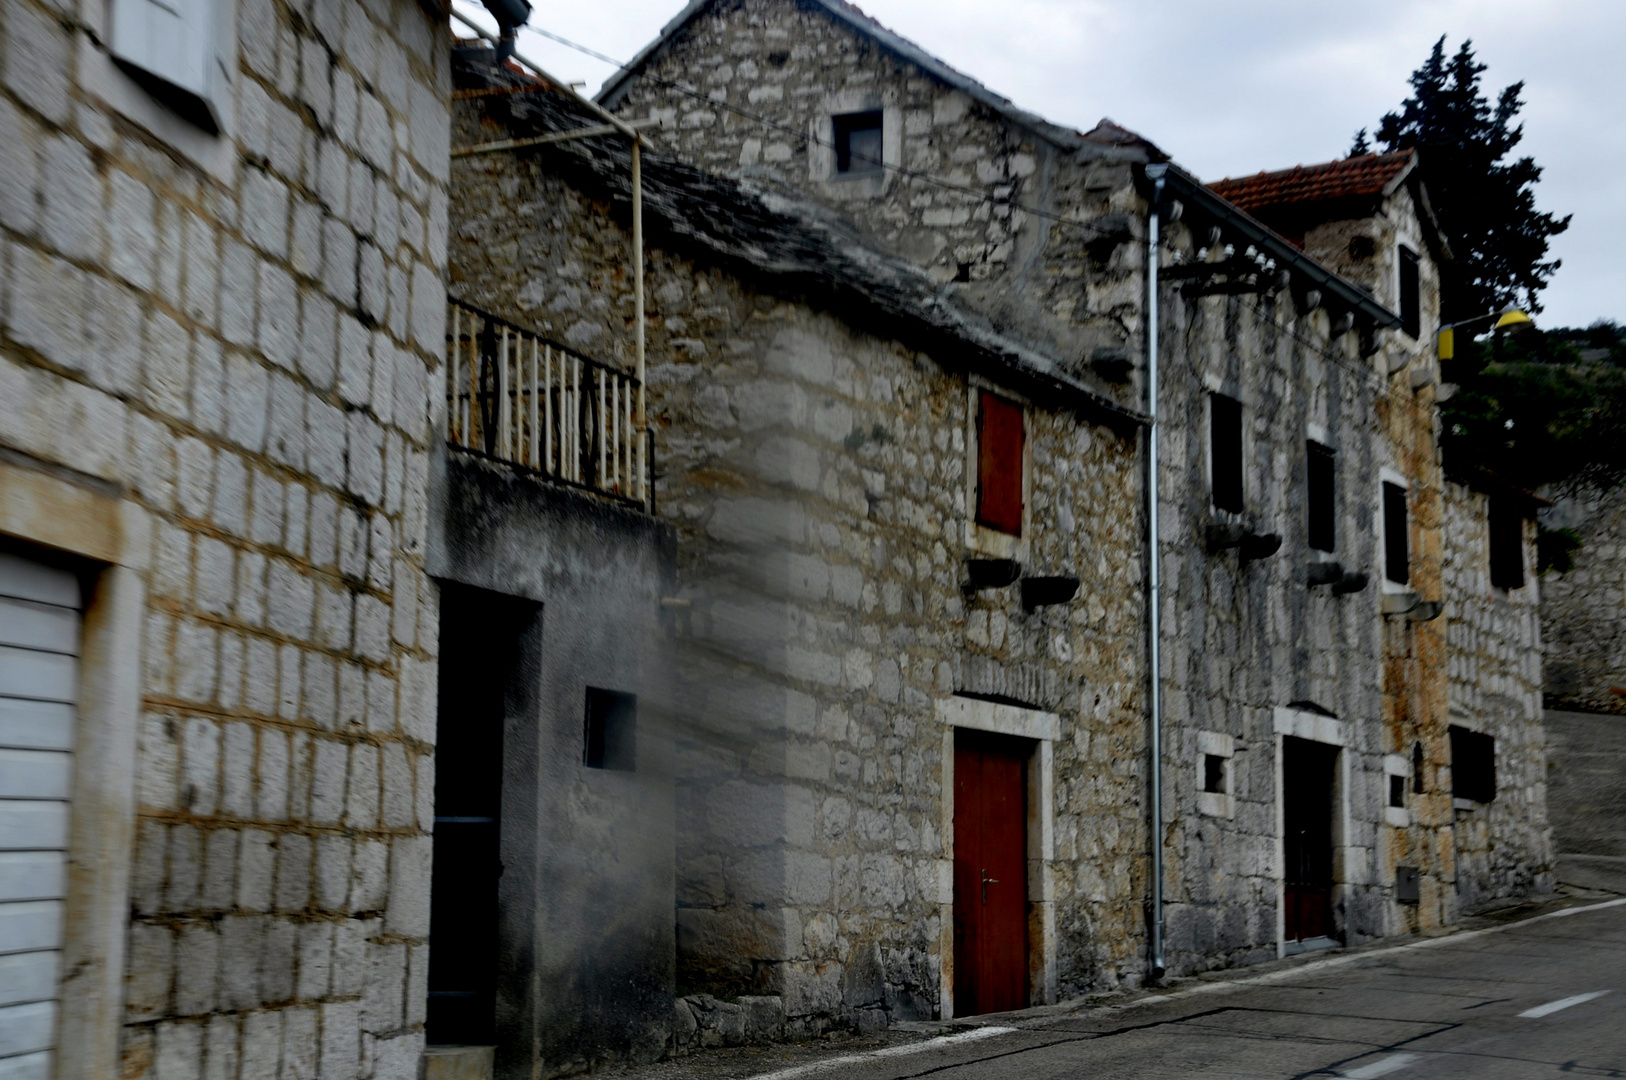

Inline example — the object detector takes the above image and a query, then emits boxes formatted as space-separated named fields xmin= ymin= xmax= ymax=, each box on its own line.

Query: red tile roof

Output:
xmin=1208 ymin=150 xmax=1415 ymax=214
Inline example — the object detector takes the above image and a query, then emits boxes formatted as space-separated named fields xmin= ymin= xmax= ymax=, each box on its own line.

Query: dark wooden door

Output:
xmin=953 ymin=730 xmax=1029 ymax=1016
xmin=1282 ymin=736 xmax=1338 ymax=943
xmin=427 ymin=589 xmax=532 ymax=1045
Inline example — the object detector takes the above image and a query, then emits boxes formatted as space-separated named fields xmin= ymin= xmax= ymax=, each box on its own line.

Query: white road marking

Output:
xmin=747 ymin=1026 xmax=1017 ymax=1080
xmin=1341 ymin=1053 xmax=1418 ymax=1078
xmin=1517 ymin=990 xmax=1612 ymax=1018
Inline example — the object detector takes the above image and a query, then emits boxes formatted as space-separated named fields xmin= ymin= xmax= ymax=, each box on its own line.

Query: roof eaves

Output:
xmin=1165 ymin=166 xmax=1402 ymax=330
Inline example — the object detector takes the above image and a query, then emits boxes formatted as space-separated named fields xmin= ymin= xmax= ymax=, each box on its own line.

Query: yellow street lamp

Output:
xmin=1438 ymin=307 xmax=1534 ymax=360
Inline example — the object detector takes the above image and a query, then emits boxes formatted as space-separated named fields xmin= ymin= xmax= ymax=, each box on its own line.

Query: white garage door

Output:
xmin=0 ymin=553 xmax=81 ymax=1079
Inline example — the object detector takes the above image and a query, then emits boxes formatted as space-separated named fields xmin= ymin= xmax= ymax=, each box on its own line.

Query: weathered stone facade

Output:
xmin=0 ymin=0 xmax=449 ymax=1075
xmin=449 ymin=63 xmax=1153 ymax=1031
xmin=1540 ymin=482 xmax=1626 ymax=714
xmin=1443 ymin=482 xmax=1553 ymax=906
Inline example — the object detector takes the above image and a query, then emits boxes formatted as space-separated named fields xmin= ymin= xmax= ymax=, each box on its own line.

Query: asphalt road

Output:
xmin=671 ymin=898 xmax=1626 ymax=1080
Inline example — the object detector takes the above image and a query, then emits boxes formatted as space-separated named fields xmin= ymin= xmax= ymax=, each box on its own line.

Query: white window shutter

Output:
xmin=110 ymin=0 xmax=224 ymax=127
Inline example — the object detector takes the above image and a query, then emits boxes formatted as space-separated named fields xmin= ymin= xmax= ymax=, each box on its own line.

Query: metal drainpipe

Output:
xmin=1144 ymin=162 xmax=1168 ymax=981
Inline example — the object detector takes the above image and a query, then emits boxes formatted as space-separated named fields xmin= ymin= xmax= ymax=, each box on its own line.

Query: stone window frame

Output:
xmin=962 ymin=377 xmax=1032 ymax=562
xmin=1271 ymin=705 xmax=1354 ymax=958
xmin=0 ymin=459 xmax=151 ymax=1076
xmin=76 ymin=0 xmax=240 ymax=183
xmin=934 ymin=695 xmax=1057 ymax=1018
xmin=1197 ymin=730 xmax=1235 ymax=819
xmin=808 ymin=91 xmax=901 ymax=198
xmin=1378 ymin=467 xmax=1411 ymax=594
xmin=1383 ymin=753 xmax=1410 ymax=827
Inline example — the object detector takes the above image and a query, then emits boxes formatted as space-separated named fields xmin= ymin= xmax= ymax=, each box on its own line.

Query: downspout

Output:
xmin=1143 ymin=162 xmax=1168 ymax=982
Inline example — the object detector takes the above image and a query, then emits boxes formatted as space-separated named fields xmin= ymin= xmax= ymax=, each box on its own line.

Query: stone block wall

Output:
xmin=1443 ymin=482 xmax=1553 ymax=908
xmin=0 ymin=0 xmax=449 ymax=1075
xmin=448 ymin=102 xmax=1153 ymax=1025
xmin=1540 ymin=482 xmax=1626 ymax=714
xmin=602 ymin=0 xmax=1148 ymax=390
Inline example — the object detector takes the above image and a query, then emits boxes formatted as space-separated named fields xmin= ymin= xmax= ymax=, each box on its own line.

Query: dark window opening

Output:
xmin=1412 ymin=741 xmax=1425 ymax=794
xmin=1489 ymin=497 xmax=1526 ymax=591
xmin=1211 ymin=393 xmax=1244 ymax=513
xmin=1203 ymin=754 xmax=1227 ymax=794
xmin=1383 ymin=481 xmax=1409 ymax=585
xmin=584 ymin=687 xmax=637 ymax=771
xmin=1389 ymin=774 xmax=1406 ymax=809
xmin=833 ymin=110 xmax=883 ymax=176
xmin=1308 ymin=441 xmax=1336 ymax=553
xmin=1399 ymin=246 xmax=1421 ymax=339
xmin=1450 ymin=726 xmax=1496 ymax=803
xmin=975 ymin=389 xmax=1025 ymax=536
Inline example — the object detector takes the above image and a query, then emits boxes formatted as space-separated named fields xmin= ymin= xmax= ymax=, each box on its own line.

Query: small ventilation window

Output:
xmin=1211 ymin=393 xmax=1244 ymax=513
xmin=1389 ymin=774 xmax=1406 ymax=809
xmin=1412 ymin=741 xmax=1425 ymax=794
xmin=584 ymin=687 xmax=636 ymax=771
xmin=1383 ymin=481 xmax=1409 ymax=585
xmin=833 ymin=110 xmax=883 ymax=177
xmin=1488 ymin=497 xmax=1525 ymax=591
xmin=975 ymin=389 xmax=1025 ymax=536
xmin=1203 ymin=754 xmax=1227 ymax=795
xmin=1450 ymin=726 xmax=1495 ymax=803
xmin=1308 ymin=441 xmax=1336 ymax=553
xmin=1399 ymin=246 xmax=1421 ymax=339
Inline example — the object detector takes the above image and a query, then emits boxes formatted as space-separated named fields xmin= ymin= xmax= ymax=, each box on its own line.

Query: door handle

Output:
xmin=982 ymin=873 xmax=999 ymax=904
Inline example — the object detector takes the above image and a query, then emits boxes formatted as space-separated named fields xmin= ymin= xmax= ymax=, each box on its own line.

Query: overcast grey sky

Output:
xmin=456 ymin=0 xmax=1624 ymax=329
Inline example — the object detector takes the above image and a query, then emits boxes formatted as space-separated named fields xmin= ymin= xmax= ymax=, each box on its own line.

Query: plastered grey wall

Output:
xmin=426 ymin=450 xmax=676 ymax=1076
xmin=0 ymin=0 xmax=451 ymax=1075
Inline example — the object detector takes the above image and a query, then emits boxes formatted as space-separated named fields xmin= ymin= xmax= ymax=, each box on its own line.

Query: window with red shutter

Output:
xmin=976 ymin=390 xmax=1025 ymax=536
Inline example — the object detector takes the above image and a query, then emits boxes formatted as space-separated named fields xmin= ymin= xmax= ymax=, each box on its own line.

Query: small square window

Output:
xmin=1307 ymin=441 xmax=1336 ymax=553
xmin=975 ymin=389 xmax=1024 ymax=536
xmin=1389 ymin=774 xmax=1406 ymax=809
xmin=1383 ymin=481 xmax=1409 ymax=585
xmin=1203 ymin=754 xmax=1227 ymax=795
xmin=1210 ymin=393 xmax=1244 ymax=513
xmin=584 ymin=687 xmax=636 ymax=771
xmin=1399 ymin=246 xmax=1421 ymax=339
xmin=1488 ymin=497 xmax=1525 ymax=591
xmin=833 ymin=111 xmax=883 ymax=177
xmin=1450 ymin=726 xmax=1495 ymax=803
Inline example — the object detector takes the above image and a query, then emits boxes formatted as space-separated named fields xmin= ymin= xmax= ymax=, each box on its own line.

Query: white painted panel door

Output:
xmin=0 ymin=554 xmax=80 ymax=1078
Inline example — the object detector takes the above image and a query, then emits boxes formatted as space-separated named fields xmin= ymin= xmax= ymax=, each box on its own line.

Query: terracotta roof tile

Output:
xmin=1208 ymin=150 xmax=1415 ymax=214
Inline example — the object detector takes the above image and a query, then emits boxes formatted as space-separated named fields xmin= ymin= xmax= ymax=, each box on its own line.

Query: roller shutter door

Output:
xmin=0 ymin=553 xmax=81 ymax=1079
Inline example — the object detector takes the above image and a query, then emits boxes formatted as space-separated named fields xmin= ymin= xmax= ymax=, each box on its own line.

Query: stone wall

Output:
xmin=1540 ymin=482 xmax=1626 ymax=714
xmin=448 ymin=92 xmax=1153 ymax=1029
xmin=602 ymin=0 xmax=1148 ymax=396
xmin=1442 ymin=482 xmax=1553 ymax=907
xmin=0 ymin=0 xmax=450 ymax=1075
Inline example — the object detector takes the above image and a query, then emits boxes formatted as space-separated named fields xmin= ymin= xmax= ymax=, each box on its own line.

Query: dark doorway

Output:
xmin=953 ymin=729 xmax=1029 ymax=1016
xmin=427 ymin=586 xmax=537 ymax=1046
xmin=1282 ymin=736 xmax=1339 ymax=945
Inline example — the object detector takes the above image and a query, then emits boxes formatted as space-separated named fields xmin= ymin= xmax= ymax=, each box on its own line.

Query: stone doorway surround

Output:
xmin=935 ymin=695 xmax=1058 ymax=1017
xmin=1272 ymin=705 xmax=1354 ymax=958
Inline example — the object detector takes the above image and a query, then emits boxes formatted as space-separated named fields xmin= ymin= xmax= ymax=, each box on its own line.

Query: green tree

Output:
xmin=1366 ymin=37 xmax=1570 ymax=322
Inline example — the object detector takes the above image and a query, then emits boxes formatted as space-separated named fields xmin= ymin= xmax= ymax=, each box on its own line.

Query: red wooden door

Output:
xmin=953 ymin=730 xmax=1029 ymax=1016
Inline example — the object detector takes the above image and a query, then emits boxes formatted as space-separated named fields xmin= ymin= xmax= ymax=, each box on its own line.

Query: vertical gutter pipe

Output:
xmin=1144 ymin=162 xmax=1168 ymax=981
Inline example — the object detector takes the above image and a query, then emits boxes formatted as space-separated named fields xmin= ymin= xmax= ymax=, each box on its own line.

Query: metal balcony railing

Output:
xmin=446 ymin=298 xmax=649 ymax=509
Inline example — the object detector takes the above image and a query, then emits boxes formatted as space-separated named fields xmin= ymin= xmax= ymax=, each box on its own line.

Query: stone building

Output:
xmin=0 ymin=0 xmax=450 ymax=1077
xmin=436 ymin=0 xmax=1548 ymax=1054
xmin=592 ymin=0 xmax=1551 ymax=997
